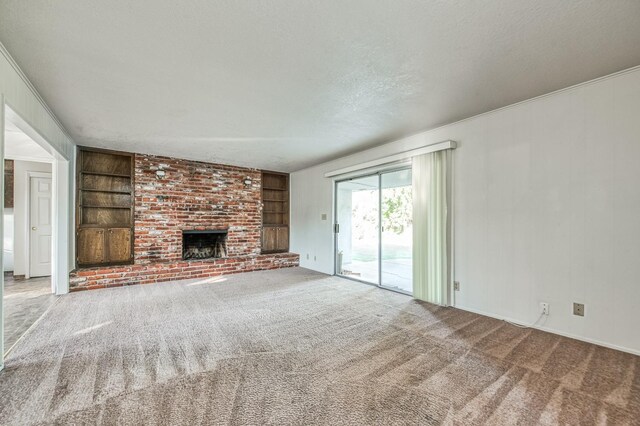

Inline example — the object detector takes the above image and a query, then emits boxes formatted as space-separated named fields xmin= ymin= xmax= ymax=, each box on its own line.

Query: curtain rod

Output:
xmin=324 ymin=140 xmax=457 ymax=178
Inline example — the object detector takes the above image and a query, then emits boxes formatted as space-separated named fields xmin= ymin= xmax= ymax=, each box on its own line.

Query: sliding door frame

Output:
xmin=333 ymin=165 xmax=412 ymax=296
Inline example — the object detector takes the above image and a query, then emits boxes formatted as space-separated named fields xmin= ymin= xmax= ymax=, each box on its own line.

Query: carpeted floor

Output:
xmin=3 ymin=273 xmax=57 ymax=353
xmin=0 ymin=267 xmax=638 ymax=425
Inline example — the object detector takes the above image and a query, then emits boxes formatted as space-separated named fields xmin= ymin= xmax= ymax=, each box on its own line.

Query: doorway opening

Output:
xmin=2 ymin=106 xmax=59 ymax=354
xmin=335 ymin=168 xmax=413 ymax=294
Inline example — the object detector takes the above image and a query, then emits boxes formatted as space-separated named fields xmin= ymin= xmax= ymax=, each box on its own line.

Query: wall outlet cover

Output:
xmin=453 ymin=281 xmax=460 ymax=291
xmin=573 ymin=303 xmax=585 ymax=317
xmin=540 ymin=302 xmax=550 ymax=315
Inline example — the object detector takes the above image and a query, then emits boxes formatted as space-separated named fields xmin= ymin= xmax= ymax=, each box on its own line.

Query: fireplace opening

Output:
xmin=182 ymin=230 xmax=228 ymax=260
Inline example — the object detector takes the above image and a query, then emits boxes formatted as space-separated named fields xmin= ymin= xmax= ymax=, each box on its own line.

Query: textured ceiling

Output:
xmin=1 ymin=1 xmax=640 ymax=171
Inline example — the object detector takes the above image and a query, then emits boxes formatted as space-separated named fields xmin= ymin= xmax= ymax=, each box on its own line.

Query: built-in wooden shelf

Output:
xmin=82 ymin=205 xmax=132 ymax=209
xmin=81 ymin=171 xmax=133 ymax=178
xmin=261 ymin=171 xmax=289 ymax=253
xmin=77 ymin=147 xmax=135 ymax=268
xmin=78 ymin=223 xmax=133 ymax=228
xmin=80 ymin=188 xmax=132 ymax=194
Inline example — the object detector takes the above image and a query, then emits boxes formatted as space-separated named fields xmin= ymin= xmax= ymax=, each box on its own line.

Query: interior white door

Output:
xmin=29 ymin=176 xmax=52 ymax=277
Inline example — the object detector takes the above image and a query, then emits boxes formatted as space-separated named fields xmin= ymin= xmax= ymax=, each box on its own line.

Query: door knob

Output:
xmin=32 ymin=227 xmax=37 ymax=231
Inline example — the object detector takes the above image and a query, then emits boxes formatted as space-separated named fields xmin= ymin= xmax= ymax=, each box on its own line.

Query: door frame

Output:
xmin=2 ymin=103 xmax=72 ymax=296
xmin=333 ymin=165 xmax=413 ymax=296
xmin=26 ymin=171 xmax=53 ymax=279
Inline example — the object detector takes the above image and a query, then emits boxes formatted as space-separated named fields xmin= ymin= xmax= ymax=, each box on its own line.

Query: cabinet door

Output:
xmin=107 ymin=228 xmax=132 ymax=263
xmin=77 ymin=228 xmax=105 ymax=265
xmin=262 ymin=227 xmax=277 ymax=252
xmin=276 ymin=226 xmax=289 ymax=252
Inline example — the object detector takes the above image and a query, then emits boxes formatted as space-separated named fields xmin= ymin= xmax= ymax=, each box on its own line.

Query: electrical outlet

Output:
xmin=573 ymin=303 xmax=585 ymax=317
xmin=540 ymin=302 xmax=549 ymax=315
xmin=306 ymin=254 xmax=309 ymax=260
xmin=321 ymin=213 xmax=327 ymax=220
xmin=453 ymin=281 xmax=460 ymax=291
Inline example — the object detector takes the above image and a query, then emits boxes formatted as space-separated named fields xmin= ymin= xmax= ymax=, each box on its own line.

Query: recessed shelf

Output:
xmin=80 ymin=188 xmax=132 ymax=194
xmin=82 ymin=205 xmax=132 ymax=209
xmin=261 ymin=171 xmax=289 ymax=253
xmin=77 ymin=147 xmax=135 ymax=267
xmin=78 ymin=223 xmax=132 ymax=228
xmin=81 ymin=171 xmax=132 ymax=178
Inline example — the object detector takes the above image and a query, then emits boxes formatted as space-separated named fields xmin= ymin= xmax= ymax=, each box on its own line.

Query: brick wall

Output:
xmin=134 ymin=154 xmax=262 ymax=263
xmin=70 ymin=154 xmax=298 ymax=291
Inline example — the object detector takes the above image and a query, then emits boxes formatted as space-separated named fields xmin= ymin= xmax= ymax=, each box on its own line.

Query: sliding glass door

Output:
xmin=381 ymin=169 xmax=413 ymax=293
xmin=335 ymin=168 xmax=412 ymax=293
xmin=335 ymin=175 xmax=380 ymax=284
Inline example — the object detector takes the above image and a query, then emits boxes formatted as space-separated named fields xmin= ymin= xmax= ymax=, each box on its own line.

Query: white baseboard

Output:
xmin=453 ymin=304 xmax=640 ymax=357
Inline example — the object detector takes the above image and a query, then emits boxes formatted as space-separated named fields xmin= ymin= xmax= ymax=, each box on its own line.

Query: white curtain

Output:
xmin=412 ymin=150 xmax=450 ymax=305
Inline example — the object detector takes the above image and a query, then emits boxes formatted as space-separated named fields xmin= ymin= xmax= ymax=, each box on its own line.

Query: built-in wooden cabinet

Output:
xmin=106 ymin=228 xmax=132 ymax=263
xmin=261 ymin=171 xmax=289 ymax=253
xmin=262 ymin=226 xmax=289 ymax=252
xmin=77 ymin=228 xmax=105 ymax=265
xmin=76 ymin=147 xmax=134 ymax=267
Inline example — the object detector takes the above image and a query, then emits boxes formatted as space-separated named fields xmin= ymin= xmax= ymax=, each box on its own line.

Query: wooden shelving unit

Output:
xmin=76 ymin=147 xmax=135 ymax=267
xmin=261 ymin=171 xmax=289 ymax=253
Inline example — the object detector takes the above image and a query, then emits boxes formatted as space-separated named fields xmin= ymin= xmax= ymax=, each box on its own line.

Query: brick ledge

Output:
xmin=70 ymin=252 xmax=299 ymax=291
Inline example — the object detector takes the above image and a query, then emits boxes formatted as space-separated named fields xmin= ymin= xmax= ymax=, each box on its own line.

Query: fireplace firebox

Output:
xmin=182 ymin=230 xmax=228 ymax=260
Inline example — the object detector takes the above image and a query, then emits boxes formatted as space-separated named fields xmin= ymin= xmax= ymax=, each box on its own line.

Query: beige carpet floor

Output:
xmin=0 ymin=267 xmax=638 ymax=425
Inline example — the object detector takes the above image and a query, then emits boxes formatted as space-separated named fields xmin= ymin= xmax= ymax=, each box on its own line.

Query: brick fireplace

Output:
xmin=70 ymin=154 xmax=298 ymax=291
xmin=182 ymin=230 xmax=228 ymax=260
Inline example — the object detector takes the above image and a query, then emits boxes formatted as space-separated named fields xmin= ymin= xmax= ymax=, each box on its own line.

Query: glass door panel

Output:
xmin=381 ymin=169 xmax=413 ymax=294
xmin=335 ymin=175 xmax=379 ymax=284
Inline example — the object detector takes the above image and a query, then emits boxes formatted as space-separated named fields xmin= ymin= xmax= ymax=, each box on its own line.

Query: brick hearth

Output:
xmin=69 ymin=253 xmax=299 ymax=291
xmin=70 ymin=153 xmax=298 ymax=291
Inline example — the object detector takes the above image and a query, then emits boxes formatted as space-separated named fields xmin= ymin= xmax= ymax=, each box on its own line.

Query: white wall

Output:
xmin=12 ymin=160 xmax=52 ymax=276
xmin=3 ymin=208 xmax=13 ymax=271
xmin=291 ymin=67 xmax=640 ymax=355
